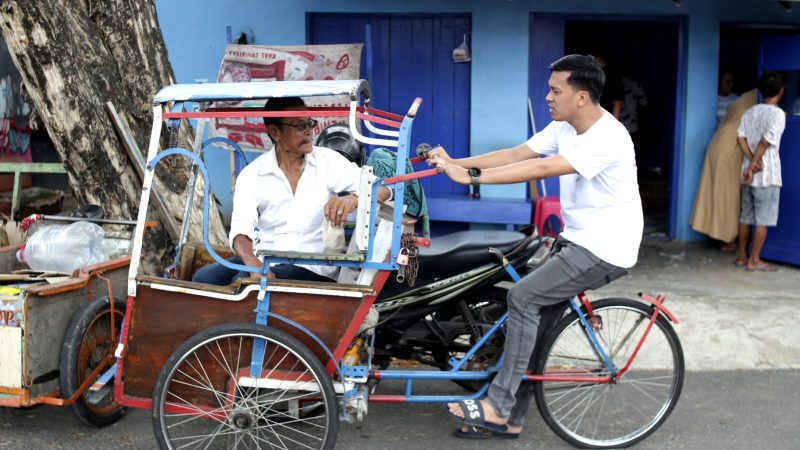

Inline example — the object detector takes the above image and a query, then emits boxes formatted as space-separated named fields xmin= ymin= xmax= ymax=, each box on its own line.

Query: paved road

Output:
xmin=0 ymin=370 xmax=797 ymax=449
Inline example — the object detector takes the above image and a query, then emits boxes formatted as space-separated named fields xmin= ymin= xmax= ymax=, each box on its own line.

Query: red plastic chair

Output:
xmin=533 ymin=196 xmax=563 ymax=237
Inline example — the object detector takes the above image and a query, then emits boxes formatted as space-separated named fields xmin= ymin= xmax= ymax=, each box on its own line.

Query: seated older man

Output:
xmin=193 ymin=97 xmax=391 ymax=285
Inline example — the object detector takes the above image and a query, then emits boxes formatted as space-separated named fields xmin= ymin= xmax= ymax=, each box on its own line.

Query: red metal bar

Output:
xmin=163 ymin=108 xmax=403 ymax=129
xmin=384 ymin=168 xmax=439 ymax=185
xmin=117 ymin=394 xmax=152 ymax=410
xmin=368 ymin=395 xmax=406 ymax=403
xmin=617 ymin=303 xmax=663 ymax=377
xmin=114 ymin=295 xmax=137 ymax=404
xmin=523 ymin=374 xmax=612 ymax=383
xmin=639 ymin=292 xmax=678 ymax=323
xmin=353 ymin=111 xmax=402 ymax=128
xmin=164 ymin=110 xmax=350 ymax=119
xmin=406 ymin=97 xmax=423 ymax=117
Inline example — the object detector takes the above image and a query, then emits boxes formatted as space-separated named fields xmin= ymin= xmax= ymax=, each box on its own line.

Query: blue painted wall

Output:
xmin=155 ymin=0 xmax=798 ymax=240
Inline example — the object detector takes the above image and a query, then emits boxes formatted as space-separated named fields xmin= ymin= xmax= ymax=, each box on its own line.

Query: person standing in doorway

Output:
xmin=717 ymin=69 xmax=739 ymax=127
xmin=594 ymin=54 xmax=624 ymax=120
xmin=734 ymin=71 xmax=786 ymax=272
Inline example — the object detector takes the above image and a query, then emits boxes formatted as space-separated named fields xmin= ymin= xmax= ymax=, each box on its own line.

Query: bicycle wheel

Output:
xmin=533 ymin=298 xmax=684 ymax=448
xmin=60 ymin=296 xmax=126 ymax=427
xmin=152 ymin=323 xmax=338 ymax=450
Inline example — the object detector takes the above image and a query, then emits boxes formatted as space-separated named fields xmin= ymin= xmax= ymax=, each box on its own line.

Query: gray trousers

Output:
xmin=486 ymin=237 xmax=628 ymax=426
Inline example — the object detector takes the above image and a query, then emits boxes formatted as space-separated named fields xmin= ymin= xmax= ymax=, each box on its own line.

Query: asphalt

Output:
xmin=0 ymin=239 xmax=797 ymax=448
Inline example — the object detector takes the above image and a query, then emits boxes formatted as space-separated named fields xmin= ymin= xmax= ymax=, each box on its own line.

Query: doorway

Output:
xmin=529 ymin=15 xmax=682 ymax=239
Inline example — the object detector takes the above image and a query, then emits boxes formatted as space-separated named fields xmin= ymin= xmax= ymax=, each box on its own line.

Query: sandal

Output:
xmin=445 ymin=399 xmax=507 ymax=432
xmin=746 ymin=262 xmax=778 ymax=272
xmin=453 ymin=425 xmax=520 ymax=440
xmin=733 ymin=260 xmax=747 ymax=268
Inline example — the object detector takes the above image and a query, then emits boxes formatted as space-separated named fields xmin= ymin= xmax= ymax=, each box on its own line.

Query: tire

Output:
xmin=434 ymin=288 xmax=508 ymax=391
xmin=59 ymin=296 xmax=127 ymax=427
xmin=151 ymin=323 xmax=339 ymax=450
xmin=533 ymin=298 xmax=684 ymax=449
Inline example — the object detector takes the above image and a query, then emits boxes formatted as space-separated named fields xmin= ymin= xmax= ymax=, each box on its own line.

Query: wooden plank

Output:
xmin=105 ymin=102 xmax=180 ymax=240
xmin=0 ymin=327 xmax=22 ymax=388
xmin=121 ymin=284 xmax=366 ymax=399
xmin=23 ymin=265 xmax=129 ymax=397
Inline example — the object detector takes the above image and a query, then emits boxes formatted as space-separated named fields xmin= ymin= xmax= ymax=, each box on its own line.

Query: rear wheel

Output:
xmin=152 ymin=323 xmax=338 ymax=450
xmin=60 ymin=296 xmax=126 ymax=427
xmin=533 ymin=298 xmax=684 ymax=448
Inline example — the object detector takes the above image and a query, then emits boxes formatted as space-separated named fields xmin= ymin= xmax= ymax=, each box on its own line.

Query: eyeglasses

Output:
xmin=275 ymin=119 xmax=318 ymax=131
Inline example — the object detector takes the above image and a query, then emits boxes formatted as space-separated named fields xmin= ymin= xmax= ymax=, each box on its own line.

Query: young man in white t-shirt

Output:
xmin=734 ymin=72 xmax=786 ymax=272
xmin=427 ymin=54 xmax=643 ymax=437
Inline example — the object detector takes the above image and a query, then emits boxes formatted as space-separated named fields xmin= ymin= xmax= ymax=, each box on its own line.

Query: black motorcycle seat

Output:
xmin=417 ymin=230 xmax=526 ymax=278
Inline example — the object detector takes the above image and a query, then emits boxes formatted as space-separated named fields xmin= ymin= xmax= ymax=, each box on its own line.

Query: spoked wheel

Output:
xmin=533 ymin=298 xmax=684 ymax=448
xmin=152 ymin=323 xmax=338 ymax=450
xmin=60 ymin=296 xmax=126 ymax=427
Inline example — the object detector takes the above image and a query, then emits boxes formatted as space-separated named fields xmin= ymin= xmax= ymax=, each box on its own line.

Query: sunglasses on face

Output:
xmin=276 ymin=119 xmax=318 ymax=131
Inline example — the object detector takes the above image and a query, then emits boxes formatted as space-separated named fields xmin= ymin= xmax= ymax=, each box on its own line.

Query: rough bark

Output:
xmin=0 ymin=0 xmax=227 ymax=273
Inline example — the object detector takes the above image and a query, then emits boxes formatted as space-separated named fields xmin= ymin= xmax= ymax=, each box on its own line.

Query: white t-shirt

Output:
xmin=717 ymin=93 xmax=739 ymax=126
xmin=737 ymin=104 xmax=786 ymax=188
xmin=229 ymin=146 xmax=363 ymax=278
xmin=526 ymin=114 xmax=643 ymax=268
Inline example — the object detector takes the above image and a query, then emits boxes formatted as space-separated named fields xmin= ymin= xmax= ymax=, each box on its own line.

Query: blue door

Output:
xmin=759 ymin=35 xmax=800 ymax=265
xmin=310 ymin=14 xmax=471 ymax=198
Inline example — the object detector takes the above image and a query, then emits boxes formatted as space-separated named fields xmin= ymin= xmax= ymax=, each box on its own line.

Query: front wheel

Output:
xmin=151 ymin=323 xmax=339 ymax=450
xmin=533 ymin=298 xmax=684 ymax=449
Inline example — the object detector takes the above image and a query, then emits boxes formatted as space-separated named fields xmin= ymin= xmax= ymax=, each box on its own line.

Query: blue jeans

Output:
xmin=191 ymin=255 xmax=333 ymax=285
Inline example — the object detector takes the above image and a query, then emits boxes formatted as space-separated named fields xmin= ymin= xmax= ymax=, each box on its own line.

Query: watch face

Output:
xmin=468 ymin=167 xmax=481 ymax=177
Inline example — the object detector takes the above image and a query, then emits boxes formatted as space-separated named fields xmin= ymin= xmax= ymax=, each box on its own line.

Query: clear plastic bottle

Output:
xmin=17 ymin=221 xmax=107 ymax=273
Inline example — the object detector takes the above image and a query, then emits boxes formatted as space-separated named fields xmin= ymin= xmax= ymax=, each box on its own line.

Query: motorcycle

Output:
xmin=371 ymin=227 xmax=553 ymax=384
xmin=316 ymin=124 xmax=555 ymax=384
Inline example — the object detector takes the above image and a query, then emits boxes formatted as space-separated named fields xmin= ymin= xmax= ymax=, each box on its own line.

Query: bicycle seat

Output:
xmin=417 ymin=230 xmax=526 ymax=278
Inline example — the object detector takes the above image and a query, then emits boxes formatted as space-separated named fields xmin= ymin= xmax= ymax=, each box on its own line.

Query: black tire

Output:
xmin=152 ymin=323 xmax=339 ymax=450
xmin=59 ymin=296 xmax=126 ymax=427
xmin=433 ymin=288 xmax=508 ymax=391
xmin=533 ymin=298 xmax=684 ymax=448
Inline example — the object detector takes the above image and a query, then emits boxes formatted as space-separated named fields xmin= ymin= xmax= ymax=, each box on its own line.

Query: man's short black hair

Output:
xmin=757 ymin=71 xmax=784 ymax=99
xmin=549 ymin=54 xmax=605 ymax=104
xmin=263 ymin=97 xmax=306 ymax=127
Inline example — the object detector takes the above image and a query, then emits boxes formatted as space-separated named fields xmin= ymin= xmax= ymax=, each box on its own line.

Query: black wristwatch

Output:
xmin=468 ymin=167 xmax=481 ymax=186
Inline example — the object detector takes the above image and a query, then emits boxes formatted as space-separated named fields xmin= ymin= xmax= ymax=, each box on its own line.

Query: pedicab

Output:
xmin=115 ymin=79 xmax=684 ymax=449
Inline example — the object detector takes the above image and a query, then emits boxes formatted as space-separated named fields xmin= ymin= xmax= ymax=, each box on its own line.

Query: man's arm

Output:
xmin=425 ymin=142 xmax=539 ymax=170
xmin=231 ymin=234 xmax=263 ymax=278
xmin=736 ymin=136 xmax=755 ymax=160
xmin=324 ymin=186 xmax=392 ymax=227
xmin=740 ymin=137 xmax=770 ymax=184
xmin=430 ymin=154 xmax=575 ymax=185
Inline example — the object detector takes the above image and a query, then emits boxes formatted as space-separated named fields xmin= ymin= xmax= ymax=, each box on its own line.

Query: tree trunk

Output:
xmin=0 ymin=0 xmax=227 ymax=273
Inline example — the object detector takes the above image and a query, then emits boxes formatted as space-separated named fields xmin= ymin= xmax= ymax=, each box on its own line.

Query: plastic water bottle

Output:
xmin=17 ymin=221 xmax=107 ymax=273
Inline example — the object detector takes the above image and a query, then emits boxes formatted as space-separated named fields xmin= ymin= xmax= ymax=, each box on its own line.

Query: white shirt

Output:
xmin=737 ymin=104 xmax=786 ymax=188
xmin=717 ymin=93 xmax=739 ymax=126
xmin=229 ymin=146 xmax=363 ymax=278
xmin=526 ymin=113 xmax=643 ymax=268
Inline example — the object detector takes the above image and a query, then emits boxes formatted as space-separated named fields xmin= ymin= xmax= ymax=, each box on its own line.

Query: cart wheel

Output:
xmin=59 ymin=296 xmax=126 ymax=427
xmin=152 ymin=323 xmax=339 ymax=450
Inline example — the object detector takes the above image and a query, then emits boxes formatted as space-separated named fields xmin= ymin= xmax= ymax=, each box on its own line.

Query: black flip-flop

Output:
xmin=453 ymin=425 xmax=520 ymax=440
xmin=445 ymin=399 xmax=507 ymax=433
